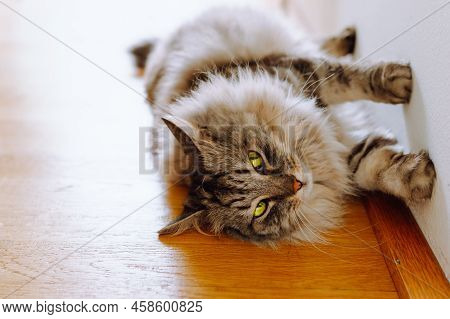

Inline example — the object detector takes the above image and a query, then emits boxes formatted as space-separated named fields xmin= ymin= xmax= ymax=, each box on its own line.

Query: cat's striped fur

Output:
xmin=133 ymin=7 xmax=435 ymax=244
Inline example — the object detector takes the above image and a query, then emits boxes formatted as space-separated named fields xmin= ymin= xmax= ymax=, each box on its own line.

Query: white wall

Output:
xmin=287 ymin=0 xmax=450 ymax=276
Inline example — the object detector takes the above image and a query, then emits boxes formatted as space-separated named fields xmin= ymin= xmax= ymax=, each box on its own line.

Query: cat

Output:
xmin=132 ymin=7 xmax=436 ymax=244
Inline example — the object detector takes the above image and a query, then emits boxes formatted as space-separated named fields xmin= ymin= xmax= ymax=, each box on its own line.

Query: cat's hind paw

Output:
xmin=321 ymin=26 xmax=356 ymax=57
xmin=400 ymin=151 xmax=436 ymax=203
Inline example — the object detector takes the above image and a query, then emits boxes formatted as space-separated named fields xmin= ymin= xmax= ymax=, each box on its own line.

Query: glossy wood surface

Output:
xmin=364 ymin=193 xmax=450 ymax=299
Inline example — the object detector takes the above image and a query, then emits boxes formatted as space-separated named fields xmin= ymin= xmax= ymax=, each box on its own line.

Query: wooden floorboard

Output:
xmin=364 ymin=193 xmax=450 ymax=298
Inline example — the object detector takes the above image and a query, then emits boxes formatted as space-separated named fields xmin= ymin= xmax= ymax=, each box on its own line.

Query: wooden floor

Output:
xmin=0 ymin=1 xmax=408 ymax=299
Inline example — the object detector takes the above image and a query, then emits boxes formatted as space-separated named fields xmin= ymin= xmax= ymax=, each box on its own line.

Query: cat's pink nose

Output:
xmin=293 ymin=178 xmax=302 ymax=193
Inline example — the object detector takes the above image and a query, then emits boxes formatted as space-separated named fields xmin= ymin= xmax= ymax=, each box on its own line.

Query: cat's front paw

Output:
xmin=400 ymin=151 xmax=436 ymax=203
xmin=379 ymin=63 xmax=412 ymax=104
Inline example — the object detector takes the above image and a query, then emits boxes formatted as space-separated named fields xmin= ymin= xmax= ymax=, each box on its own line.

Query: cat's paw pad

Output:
xmin=401 ymin=151 xmax=436 ymax=203
xmin=380 ymin=63 xmax=412 ymax=104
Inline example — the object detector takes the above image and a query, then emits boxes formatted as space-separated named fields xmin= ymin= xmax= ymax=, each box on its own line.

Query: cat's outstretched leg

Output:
xmin=320 ymin=62 xmax=412 ymax=105
xmin=321 ymin=27 xmax=356 ymax=57
xmin=289 ymin=59 xmax=412 ymax=105
xmin=348 ymin=134 xmax=436 ymax=204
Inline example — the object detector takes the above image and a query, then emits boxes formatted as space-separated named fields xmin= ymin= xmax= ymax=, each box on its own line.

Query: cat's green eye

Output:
xmin=253 ymin=200 xmax=268 ymax=218
xmin=248 ymin=151 xmax=264 ymax=171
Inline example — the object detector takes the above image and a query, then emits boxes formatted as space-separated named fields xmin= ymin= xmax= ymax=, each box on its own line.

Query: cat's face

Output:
xmin=158 ymin=74 xmax=351 ymax=244
xmin=186 ymin=121 xmax=306 ymax=242
xmin=159 ymin=120 xmax=302 ymax=242
xmin=159 ymin=111 xmax=348 ymax=244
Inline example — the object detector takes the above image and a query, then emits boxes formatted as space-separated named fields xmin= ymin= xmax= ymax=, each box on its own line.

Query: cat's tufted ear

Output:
xmin=161 ymin=115 xmax=199 ymax=156
xmin=158 ymin=210 xmax=205 ymax=236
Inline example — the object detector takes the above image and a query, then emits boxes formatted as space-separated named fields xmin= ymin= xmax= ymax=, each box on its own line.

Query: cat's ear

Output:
xmin=158 ymin=210 xmax=205 ymax=236
xmin=161 ymin=115 xmax=199 ymax=156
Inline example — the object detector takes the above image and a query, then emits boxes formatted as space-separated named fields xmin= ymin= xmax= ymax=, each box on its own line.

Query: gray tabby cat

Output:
xmin=132 ymin=7 xmax=435 ymax=244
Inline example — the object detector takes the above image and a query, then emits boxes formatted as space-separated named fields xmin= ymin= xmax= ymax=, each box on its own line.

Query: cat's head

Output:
xmin=158 ymin=72 xmax=352 ymax=244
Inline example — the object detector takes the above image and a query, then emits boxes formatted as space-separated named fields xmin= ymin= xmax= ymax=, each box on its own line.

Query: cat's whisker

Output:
xmin=295 ymin=206 xmax=367 ymax=249
xmin=294 ymin=208 xmax=330 ymax=244
xmin=292 ymin=212 xmax=325 ymax=244
xmin=301 ymin=72 xmax=335 ymax=97
xmin=309 ymin=72 xmax=337 ymax=97
xmin=297 ymin=206 xmax=384 ymax=250
xmin=300 ymin=201 xmax=385 ymax=249
xmin=298 ymin=59 xmax=328 ymax=96
xmin=291 ymin=214 xmax=361 ymax=265
xmin=297 ymin=207 xmax=332 ymax=237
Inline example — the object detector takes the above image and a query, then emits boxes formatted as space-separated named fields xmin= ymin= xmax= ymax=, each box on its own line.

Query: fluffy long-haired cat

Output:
xmin=132 ymin=7 xmax=436 ymax=244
